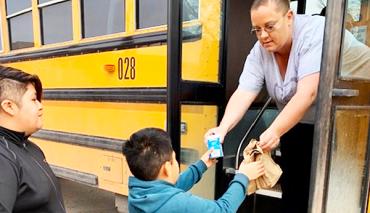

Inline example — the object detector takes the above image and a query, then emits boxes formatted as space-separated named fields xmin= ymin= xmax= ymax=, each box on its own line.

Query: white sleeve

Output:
xmin=238 ymin=43 xmax=264 ymax=92
xmin=297 ymin=19 xmax=325 ymax=79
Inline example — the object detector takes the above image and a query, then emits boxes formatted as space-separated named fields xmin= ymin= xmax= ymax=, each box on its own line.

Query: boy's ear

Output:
xmin=0 ymin=99 xmax=18 ymax=116
xmin=163 ymin=161 xmax=172 ymax=177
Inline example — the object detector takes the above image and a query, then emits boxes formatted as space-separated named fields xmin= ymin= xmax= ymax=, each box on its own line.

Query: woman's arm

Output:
xmin=205 ymin=88 xmax=258 ymax=143
xmin=259 ymin=72 xmax=320 ymax=151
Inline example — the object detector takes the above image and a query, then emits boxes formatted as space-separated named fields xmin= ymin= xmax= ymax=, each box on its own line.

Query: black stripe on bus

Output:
xmin=50 ymin=165 xmax=98 ymax=186
xmin=32 ymin=129 xmax=126 ymax=152
xmin=43 ymin=82 xmax=223 ymax=104
xmin=34 ymin=130 xmax=203 ymax=166
xmin=43 ymin=87 xmax=167 ymax=102
xmin=181 ymin=81 xmax=224 ymax=105
xmin=0 ymin=25 xmax=201 ymax=63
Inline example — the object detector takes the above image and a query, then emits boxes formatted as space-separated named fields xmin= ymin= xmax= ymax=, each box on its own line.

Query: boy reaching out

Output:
xmin=122 ymin=128 xmax=264 ymax=213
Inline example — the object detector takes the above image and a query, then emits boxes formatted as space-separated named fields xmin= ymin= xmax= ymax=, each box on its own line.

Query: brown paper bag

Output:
xmin=243 ymin=139 xmax=282 ymax=195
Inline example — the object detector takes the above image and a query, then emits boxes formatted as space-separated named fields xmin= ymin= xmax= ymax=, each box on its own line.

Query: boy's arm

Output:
xmin=213 ymin=173 xmax=248 ymax=211
xmin=0 ymin=155 xmax=18 ymax=213
xmin=175 ymin=160 xmax=207 ymax=191
xmin=179 ymin=173 xmax=249 ymax=213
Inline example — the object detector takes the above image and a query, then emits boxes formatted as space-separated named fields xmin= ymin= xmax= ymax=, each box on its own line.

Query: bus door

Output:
xmin=218 ymin=0 xmax=309 ymax=212
xmin=168 ymin=0 xmax=224 ymax=200
xmin=310 ymin=0 xmax=370 ymax=212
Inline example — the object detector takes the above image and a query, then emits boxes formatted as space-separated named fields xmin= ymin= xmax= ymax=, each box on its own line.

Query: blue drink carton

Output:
xmin=207 ymin=135 xmax=223 ymax=158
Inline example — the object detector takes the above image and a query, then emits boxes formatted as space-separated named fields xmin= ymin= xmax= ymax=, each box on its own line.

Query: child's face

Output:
xmin=14 ymin=84 xmax=43 ymax=135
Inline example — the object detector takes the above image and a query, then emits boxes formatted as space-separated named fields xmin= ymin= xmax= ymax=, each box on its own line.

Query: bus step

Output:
xmin=255 ymin=184 xmax=282 ymax=199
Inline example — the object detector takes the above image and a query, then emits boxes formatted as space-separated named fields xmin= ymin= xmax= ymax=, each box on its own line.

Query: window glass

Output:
xmin=9 ymin=12 xmax=34 ymax=50
xmin=40 ymin=1 xmax=73 ymax=44
xmin=326 ymin=109 xmax=370 ymax=212
xmin=304 ymin=0 xmax=327 ymax=15
xmin=289 ymin=0 xmax=298 ymax=13
xmin=137 ymin=0 xmax=199 ymax=29
xmin=137 ymin=0 xmax=166 ymax=28
xmin=183 ymin=0 xmax=199 ymax=21
xmin=340 ymin=0 xmax=370 ymax=80
xmin=82 ymin=0 xmax=125 ymax=38
xmin=39 ymin=0 xmax=54 ymax=4
xmin=6 ymin=0 xmax=31 ymax=15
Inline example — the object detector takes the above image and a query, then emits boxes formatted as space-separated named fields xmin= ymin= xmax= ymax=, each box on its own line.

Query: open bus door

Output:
xmin=169 ymin=0 xmax=369 ymax=212
xmin=310 ymin=0 xmax=370 ymax=212
xmin=218 ymin=0 xmax=308 ymax=212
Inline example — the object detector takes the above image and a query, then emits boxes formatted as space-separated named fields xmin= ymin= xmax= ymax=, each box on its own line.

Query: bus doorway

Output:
xmin=310 ymin=0 xmax=370 ymax=212
xmin=218 ymin=0 xmax=309 ymax=212
xmin=216 ymin=0 xmax=368 ymax=212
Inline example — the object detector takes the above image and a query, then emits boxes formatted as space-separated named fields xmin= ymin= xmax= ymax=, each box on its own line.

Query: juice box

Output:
xmin=207 ymin=135 xmax=223 ymax=158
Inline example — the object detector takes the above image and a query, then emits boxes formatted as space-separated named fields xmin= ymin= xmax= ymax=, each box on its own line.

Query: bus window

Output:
xmin=6 ymin=0 xmax=34 ymax=50
xmin=82 ymin=0 xmax=125 ymax=38
xmin=289 ymin=0 xmax=298 ymax=13
xmin=183 ymin=0 xmax=199 ymax=21
xmin=39 ymin=0 xmax=54 ymax=4
xmin=136 ymin=0 xmax=166 ymax=29
xmin=326 ymin=109 xmax=370 ymax=212
xmin=305 ymin=0 xmax=327 ymax=15
xmin=136 ymin=0 xmax=199 ymax=29
xmin=6 ymin=0 xmax=31 ymax=14
xmin=39 ymin=0 xmax=73 ymax=45
xmin=340 ymin=0 xmax=370 ymax=80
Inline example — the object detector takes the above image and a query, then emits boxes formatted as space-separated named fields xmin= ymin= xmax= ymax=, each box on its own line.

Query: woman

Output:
xmin=205 ymin=0 xmax=323 ymax=212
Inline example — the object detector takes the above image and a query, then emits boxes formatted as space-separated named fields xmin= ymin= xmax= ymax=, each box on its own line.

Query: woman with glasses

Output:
xmin=205 ymin=0 xmax=324 ymax=212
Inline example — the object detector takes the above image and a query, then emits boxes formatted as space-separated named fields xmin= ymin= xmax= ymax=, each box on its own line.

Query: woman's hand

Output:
xmin=258 ymin=128 xmax=280 ymax=152
xmin=204 ymin=127 xmax=227 ymax=144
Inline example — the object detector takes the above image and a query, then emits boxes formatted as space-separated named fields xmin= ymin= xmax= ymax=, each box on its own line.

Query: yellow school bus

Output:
xmin=0 ymin=0 xmax=221 ymax=206
xmin=0 ymin=0 xmax=369 ymax=212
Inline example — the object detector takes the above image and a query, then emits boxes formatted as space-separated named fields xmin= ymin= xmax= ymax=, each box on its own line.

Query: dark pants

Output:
xmin=280 ymin=123 xmax=314 ymax=213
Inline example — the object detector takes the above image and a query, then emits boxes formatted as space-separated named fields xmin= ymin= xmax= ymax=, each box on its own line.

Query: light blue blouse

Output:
xmin=239 ymin=14 xmax=325 ymax=124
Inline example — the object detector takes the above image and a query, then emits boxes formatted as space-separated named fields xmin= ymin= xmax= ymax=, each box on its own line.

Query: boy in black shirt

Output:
xmin=0 ymin=66 xmax=65 ymax=213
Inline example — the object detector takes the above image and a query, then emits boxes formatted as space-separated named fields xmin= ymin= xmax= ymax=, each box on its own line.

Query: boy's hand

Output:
xmin=200 ymin=149 xmax=218 ymax=168
xmin=238 ymin=160 xmax=265 ymax=181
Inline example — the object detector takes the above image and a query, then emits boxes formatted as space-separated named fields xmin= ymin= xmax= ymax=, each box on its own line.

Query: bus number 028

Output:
xmin=118 ymin=57 xmax=136 ymax=80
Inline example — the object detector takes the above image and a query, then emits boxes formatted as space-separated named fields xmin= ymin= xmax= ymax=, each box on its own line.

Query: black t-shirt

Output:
xmin=0 ymin=126 xmax=65 ymax=213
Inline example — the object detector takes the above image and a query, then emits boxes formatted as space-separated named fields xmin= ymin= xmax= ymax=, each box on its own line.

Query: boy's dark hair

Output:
xmin=122 ymin=128 xmax=173 ymax=181
xmin=0 ymin=66 xmax=43 ymax=106
xmin=251 ymin=0 xmax=290 ymax=13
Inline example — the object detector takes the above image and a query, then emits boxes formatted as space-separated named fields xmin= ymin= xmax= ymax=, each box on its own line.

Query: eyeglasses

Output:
xmin=251 ymin=15 xmax=285 ymax=36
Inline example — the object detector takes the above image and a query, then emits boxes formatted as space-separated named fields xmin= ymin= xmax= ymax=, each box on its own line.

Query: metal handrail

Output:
xmin=234 ymin=97 xmax=272 ymax=169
